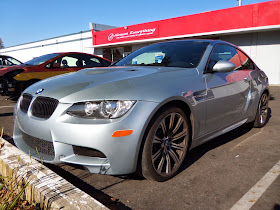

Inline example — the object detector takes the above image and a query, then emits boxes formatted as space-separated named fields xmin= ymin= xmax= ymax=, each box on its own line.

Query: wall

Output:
xmin=221 ymin=30 xmax=280 ymax=85
xmin=0 ymin=31 xmax=93 ymax=62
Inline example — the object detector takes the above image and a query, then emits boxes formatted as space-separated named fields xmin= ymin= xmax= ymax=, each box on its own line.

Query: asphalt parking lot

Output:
xmin=0 ymin=86 xmax=279 ymax=210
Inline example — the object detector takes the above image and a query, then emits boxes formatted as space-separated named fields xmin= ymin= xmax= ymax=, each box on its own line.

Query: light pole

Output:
xmin=238 ymin=0 xmax=242 ymax=6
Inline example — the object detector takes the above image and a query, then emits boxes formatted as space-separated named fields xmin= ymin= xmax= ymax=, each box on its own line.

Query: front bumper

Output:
xmin=0 ymin=77 xmax=17 ymax=96
xmin=13 ymin=95 xmax=158 ymax=175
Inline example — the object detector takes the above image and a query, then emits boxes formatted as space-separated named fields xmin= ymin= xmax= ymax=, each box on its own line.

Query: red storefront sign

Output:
xmin=92 ymin=22 xmax=160 ymax=45
xmin=107 ymin=26 xmax=159 ymax=42
xmin=92 ymin=1 xmax=280 ymax=46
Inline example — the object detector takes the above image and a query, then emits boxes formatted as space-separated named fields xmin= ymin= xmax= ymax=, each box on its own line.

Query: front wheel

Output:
xmin=253 ymin=92 xmax=269 ymax=128
xmin=141 ymin=107 xmax=190 ymax=181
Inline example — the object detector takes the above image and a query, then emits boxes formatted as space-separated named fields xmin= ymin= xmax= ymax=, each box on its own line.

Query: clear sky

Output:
xmin=1 ymin=0 xmax=272 ymax=47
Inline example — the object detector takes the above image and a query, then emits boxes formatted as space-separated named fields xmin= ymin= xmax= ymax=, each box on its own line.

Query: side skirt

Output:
xmin=190 ymin=118 xmax=248 ymax=149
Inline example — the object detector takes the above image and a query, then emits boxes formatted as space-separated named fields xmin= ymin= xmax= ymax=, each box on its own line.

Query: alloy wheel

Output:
xmin=151 ymin=112 xmax=189 ymax=177
xmin=259 ymin=93 xmax=268 ymax=124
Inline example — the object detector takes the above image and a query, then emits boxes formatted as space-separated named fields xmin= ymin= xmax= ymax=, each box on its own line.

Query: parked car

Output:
xmin=13 ymin=40 xmax=269 ymax=181
xmin=0 ymin=55 xmax=22 ymax=69
xmin=0 ymin=52 xmax=111 ymax=96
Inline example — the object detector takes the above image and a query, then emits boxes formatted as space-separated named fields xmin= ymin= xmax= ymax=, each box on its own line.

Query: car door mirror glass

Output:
xmin=212 ymin=60 xmax=236 ymax=72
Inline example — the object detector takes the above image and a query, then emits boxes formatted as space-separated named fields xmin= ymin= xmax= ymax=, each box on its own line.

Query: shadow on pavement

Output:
xmin=0 ymin=112 xmax=13 ymax=117
xmin=274 ymin=204 xmax=280 ymax=210
xmin=45 ymin=163 xmax=132 ymax=210
xmin=2 ymin=134 xmax=15 ymax=145
xmin=180 ymin=122 xmax=255 ymax=173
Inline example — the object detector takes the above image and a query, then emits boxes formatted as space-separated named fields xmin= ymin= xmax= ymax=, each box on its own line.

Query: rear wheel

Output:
xmin=253 ymin=92 xmax=269 ymax=128
xmin=141 ymin=107 xmax=190 ymax=181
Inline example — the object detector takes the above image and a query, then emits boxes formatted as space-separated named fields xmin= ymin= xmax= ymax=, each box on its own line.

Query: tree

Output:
xmin=0 ymin=38 xmax=4 ymax=49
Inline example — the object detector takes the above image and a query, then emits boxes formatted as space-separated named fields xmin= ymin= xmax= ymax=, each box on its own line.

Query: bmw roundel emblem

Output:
xmin=36 ymin=89 xmax=44 ymax=94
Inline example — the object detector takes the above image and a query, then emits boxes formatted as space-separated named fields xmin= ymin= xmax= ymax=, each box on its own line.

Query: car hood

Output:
xmin=25 ymin=66 xmax=199 ymax=103
xmin=0 ymin=64 xmax=30 ymax=76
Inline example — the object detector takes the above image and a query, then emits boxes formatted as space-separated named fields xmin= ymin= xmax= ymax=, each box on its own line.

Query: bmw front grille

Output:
xmin=19 ymin=95 xmax=59 ymax=119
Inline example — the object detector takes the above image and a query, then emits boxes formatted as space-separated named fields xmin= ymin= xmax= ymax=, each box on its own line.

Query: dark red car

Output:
xmin=0 ymin=52 xmax=111 ymax=96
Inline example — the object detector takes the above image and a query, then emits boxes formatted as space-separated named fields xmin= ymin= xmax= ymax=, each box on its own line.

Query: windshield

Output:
xmin=24 ymin=53 xmax=60 ymax=66
xmin=115 ymin=41 xmax=209 ymax=68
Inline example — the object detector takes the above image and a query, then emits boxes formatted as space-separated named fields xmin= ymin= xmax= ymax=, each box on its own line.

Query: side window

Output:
xmin=6 ymin=57 xmax=21 ymax=65
xmin=60 ymin=55 xmax=79 ymax=68
xmin=81 ymin=55 xmax=104 ymax=67
xmin=237 ymin=50 xmax=255 ymax=70
xmin=48 ymin=54 xmax=81 ymax=69
xmin=207 ymin=44 xmax=242 ymax=71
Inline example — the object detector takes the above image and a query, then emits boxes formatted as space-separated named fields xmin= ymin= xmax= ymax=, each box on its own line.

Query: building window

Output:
xmin=102 ymin=46 xmax=132 ymax=62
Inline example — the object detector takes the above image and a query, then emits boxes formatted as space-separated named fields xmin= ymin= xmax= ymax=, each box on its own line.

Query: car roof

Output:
xmin=155 ymin=39 xmax=233 ymax=45
xmin=55 ymin=52 xmax=97 ymax=56
xmin=0 ymin=55 xmax=15 ymax=58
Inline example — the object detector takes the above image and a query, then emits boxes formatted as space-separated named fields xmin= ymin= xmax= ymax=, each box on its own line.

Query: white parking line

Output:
xmin=230 ymin=160 xmax=280 ymax=210
xmin=231 ymin=128 xmax=264 ymax=151
xmin=0 ymin=106 xmax=14 ymax=109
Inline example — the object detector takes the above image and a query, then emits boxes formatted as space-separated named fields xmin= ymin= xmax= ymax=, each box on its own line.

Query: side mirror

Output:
xmin=212 ymin=60 xmax=236 ymax=73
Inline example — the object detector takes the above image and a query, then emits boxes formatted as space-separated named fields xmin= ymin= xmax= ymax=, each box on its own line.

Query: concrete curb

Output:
xmin=0 ymin=138 xmax=109 ymax=210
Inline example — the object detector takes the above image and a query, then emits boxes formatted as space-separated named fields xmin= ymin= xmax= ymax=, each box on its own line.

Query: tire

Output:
xmin=141 ymin=107 xmax=190 ymax=181
xmin=253 ymin=92 xmax=269 ymax=128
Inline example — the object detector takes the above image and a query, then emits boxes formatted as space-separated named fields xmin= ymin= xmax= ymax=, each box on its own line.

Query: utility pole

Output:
xmin=238 ymin=0 xmax=242 ymax=6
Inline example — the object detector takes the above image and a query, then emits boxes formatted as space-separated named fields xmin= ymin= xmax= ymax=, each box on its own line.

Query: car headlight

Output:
xmin=67 ymin=100 xmax=136 ymax=119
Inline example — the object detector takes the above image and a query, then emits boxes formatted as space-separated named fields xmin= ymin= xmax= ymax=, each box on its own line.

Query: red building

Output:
xmin=92 ymin=1 xmax=280 ymax=84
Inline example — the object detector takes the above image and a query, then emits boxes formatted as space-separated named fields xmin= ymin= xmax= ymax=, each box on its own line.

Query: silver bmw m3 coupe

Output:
xmin=13 ymin=40 xmax=269 ymax=181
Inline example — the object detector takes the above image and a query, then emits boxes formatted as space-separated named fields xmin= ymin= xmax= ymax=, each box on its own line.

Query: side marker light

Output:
xmin=112 ymin=130 xmax=133 ymax=137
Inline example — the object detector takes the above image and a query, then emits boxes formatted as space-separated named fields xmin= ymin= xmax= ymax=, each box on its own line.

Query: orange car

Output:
xmin=0 ymin=52 xmax=111 ymax=96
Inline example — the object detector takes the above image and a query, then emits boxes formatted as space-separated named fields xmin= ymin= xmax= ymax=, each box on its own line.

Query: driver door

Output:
xmin=204 ymin=44 xmax=251 ymax=133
